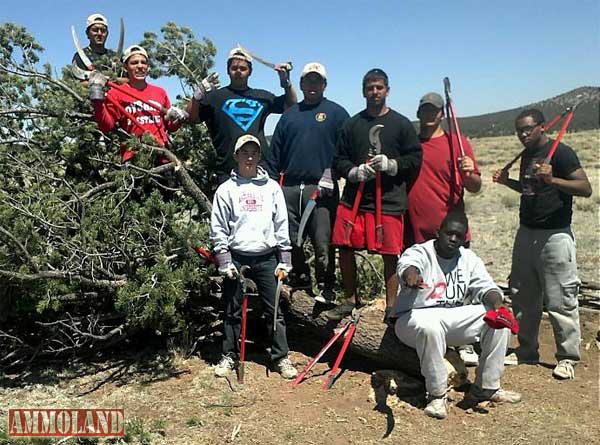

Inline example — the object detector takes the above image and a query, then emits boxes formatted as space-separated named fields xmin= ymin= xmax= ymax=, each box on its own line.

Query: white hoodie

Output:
xmin=391 ymin=240 xmax=501 ymax=315
xmin=210 ymin=166 xmax=291 ymax=256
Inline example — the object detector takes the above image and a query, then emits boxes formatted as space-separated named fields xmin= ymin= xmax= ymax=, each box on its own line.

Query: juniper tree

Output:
xmin=0 ymin=22 xmax=220 ymax=368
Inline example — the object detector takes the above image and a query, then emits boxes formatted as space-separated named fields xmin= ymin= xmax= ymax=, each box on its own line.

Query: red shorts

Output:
xmin=331 ymin=203 xmax=404 ymax=255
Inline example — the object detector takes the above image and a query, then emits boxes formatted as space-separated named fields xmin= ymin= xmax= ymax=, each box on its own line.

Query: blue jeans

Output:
xmin=221 ymin=250 xmax=290 ymax=362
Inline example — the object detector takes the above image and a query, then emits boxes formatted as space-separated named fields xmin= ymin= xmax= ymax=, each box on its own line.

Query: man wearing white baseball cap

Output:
xmin=210 ymin=134 xmax=297 ymax=380
xmin=187 ymin=46 xmax=297 ymax=185
xmin=265 ymin=62 xmax=349 ymax=303
xmin=72 ymin=13 xmax=116 ymax=72
xmin=90 ymin=45 xmax=188 ymax=163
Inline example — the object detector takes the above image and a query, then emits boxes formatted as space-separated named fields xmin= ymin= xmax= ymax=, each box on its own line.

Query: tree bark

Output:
xmin=287 ymin=291 xmax=421 ymax=377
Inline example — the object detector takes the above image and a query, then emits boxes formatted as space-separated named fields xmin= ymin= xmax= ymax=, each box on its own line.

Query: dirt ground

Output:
xmin=0 ymin=130 xmax=598 ymax=444
xmin=0 ymin=311 xmax=598 ymax=445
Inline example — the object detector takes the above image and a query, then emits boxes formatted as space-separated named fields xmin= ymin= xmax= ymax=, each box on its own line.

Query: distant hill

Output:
xmin=455 ymin=86 xmax=599 ymax=138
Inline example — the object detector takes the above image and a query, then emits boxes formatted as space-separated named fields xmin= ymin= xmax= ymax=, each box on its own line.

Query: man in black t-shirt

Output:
xmin=493 ymin=108 xmax=592 ymax=380
xmin=71 ymin=13 xmax=117 ymax=73
xmin=187 ymin=46 xmax=297 ymax=184
xmin=326 ymin=69 xmax=422 ymax=321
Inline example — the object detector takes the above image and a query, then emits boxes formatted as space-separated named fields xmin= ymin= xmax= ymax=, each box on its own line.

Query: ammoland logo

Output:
xmin=8 ymin=409 xmax=125 ymax=437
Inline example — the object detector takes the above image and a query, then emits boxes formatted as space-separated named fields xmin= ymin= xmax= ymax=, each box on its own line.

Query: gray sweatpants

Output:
xmin=395 ymin=305 xmax=509 ymax=396
xmin=510 ymin=225 xmax=581 ymax=362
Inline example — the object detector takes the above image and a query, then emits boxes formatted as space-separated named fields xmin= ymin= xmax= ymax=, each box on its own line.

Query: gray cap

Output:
xmin=418 ymin=92 xmax=444 ymax=109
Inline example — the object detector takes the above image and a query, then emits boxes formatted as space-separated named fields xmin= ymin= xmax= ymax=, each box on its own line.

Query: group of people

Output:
xmin=79 ymin=13 xmax=592 ymax=420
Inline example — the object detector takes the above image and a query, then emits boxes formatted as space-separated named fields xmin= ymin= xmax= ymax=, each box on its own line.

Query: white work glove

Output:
xmin=317 ymin=168 xmax=335 ymax=198
xmin=347 ymin=163 xmax=376 ymax=182
xmin=370 ymin=154 xmax=398 ymax=175
xmin=165 ymin=106 xmax=189 ymax=124
xmin=275 ymin=250 xmax=292 ymax=279
xmin=275 ymin=263 xmax=292 ymax=279
xmin=218 ymin=263 xmax=239 ymax=280
xmin=88 ymin=71 xmax=108 ymax=101
xmin=215 ymin=252 xmax=238 ymax=280
xmin=275 ymin=63 xmax=292 ymax=89
xmin=193 ymin=72 xmax=220 ymax=100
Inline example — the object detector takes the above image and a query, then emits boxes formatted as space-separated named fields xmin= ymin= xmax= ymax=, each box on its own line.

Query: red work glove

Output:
xmin=484 ymin=306 xmax=519 ymax=335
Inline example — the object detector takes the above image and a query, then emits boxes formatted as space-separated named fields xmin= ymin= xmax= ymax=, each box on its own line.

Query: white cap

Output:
xmin=122 ymin=45 xmax=148 ymax=63
xmin=228 ymin=46 xmax=252 ymax=63
xmin=86 ymin=13 xmax=108 ymax=29
xmin=301 ymin=62 xmax=327 ymax=80
xmin=234 ymin=134 xmax=260 ymax=153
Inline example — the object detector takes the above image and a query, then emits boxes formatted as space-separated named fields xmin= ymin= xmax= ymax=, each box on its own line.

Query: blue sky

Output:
xmin=2 ymin=0 xmax=598 ymax=134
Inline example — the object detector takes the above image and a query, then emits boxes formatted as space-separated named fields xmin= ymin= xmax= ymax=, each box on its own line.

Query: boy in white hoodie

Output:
xmin=391 ymin=211 xmax=521 ymax=419
xmin=210 ymin=134 xmax=297 ymax=379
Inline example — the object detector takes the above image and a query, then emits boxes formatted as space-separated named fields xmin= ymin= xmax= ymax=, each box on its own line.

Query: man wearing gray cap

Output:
xmin=407 ymin=92 xmax=481 ymax=246
xmin=265 ymin=62 xmax=349 ymax=303
xmin=72 ymin=13 xmax=116 ymax=72
xmin=187 ymin=46 xmax=297 ymax=185
xmin=407 ymin=92 xmax=482 ymax=365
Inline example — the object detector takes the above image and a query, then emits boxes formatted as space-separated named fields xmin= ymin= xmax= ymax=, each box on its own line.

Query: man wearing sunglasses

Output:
xmin=493 ymin=109 xmax=592 ymax=380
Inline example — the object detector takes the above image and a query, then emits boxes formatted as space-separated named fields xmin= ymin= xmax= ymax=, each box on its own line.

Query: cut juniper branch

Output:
xmin=0 ymin=269 xmax=127 ymax=289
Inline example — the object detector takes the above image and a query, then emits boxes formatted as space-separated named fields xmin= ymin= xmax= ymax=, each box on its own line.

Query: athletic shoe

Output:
xmin=469 ymin=385 xmax=522 ymax=404
xmin=504 ymin=352 xmax=540 ymax=366
xmin=458 ymin=345 xmax=479 ymax=366
xmin=424 ymin=396 xmax=448 ymax=419
xmin=503 ymin=352 xmax=518 ymax=366
xmin=314 ymin=287 xmax=336 ymax=304
xmin=323 ymin=302 xmax=355 ymax=321
xmin=214 ymin=354 xmax=236 ymax=377
xmin=552 ymin=359 xmax=576 ymax=380
xmin=275 ymin=357 xmax=298 ymax=379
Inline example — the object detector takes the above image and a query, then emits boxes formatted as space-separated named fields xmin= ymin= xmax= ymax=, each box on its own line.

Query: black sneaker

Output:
xmin=323 ymin=302 xmax=355 ymax=321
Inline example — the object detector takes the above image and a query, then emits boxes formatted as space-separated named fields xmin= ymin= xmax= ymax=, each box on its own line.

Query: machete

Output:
xmin=273 ymin=270 xmax=286 ymax=333
xmin=71 ymin=25 xmax=94 ymax=70
xmin=237 ymin=43 xmax=292 ymax=71
xmin=115 ymin=18 xmax=125 ymax=63
xmin=296 ymin=189 xmax=319 ymax=246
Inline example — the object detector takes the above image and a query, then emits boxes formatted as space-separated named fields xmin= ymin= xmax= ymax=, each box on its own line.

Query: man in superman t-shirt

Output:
xmin=187 ymin=46 xmax=297 ymax=184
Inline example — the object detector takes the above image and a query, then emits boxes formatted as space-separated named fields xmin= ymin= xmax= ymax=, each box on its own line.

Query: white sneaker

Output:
xmin=424 ymin=396 xmax=448 ymax=419
xmin=470 ymin=386 xmax=521 ymax=404
xmin=275 ymin=357 xmax=298 ymax=380
xmin=458 ymin=345 xmax=479 ymax=366
xmin=504 ymin=352 xmax=518 ymax=366
xmin=553 ymin=359 xmax=576 ymax=380
xmin=214 ymin=354 xmax=236 ymax=377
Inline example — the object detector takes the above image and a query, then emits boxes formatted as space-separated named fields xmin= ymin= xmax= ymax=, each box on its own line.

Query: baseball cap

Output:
xmin=234 ymin=134 xmax=261 ymax=153
xmin=228 ymin=46 xmax=252 ymax=63
xmin=301 ymin=62 xmax=327 ymax=80
xmin=86 ymin=13 xmax=108 ymax=29
xmin=419 ymin=92 xmax=444 ymax=109
xmin=122 ymin=45 xmax=148 ymax=63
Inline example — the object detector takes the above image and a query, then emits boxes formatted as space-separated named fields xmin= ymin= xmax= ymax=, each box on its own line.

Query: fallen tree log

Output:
xmin=287 ymin=291 xmax=421 ymax=377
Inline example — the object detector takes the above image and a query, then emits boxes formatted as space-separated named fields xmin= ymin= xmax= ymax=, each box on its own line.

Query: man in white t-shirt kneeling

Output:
xmin=390 ymin=211 xmax=521 ymax=419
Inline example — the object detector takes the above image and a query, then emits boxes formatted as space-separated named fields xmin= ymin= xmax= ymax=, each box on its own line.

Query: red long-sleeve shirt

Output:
xmin=93 ymin=82 xmax=180 ymax=161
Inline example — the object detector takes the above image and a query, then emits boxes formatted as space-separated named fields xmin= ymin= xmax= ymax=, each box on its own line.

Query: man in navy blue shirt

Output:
xmin=265 ymin=62 xmax=349 ymax=303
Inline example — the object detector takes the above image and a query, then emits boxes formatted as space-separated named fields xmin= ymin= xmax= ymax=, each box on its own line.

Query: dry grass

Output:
xmin=467 ymin=129 xmax=600 ymax=283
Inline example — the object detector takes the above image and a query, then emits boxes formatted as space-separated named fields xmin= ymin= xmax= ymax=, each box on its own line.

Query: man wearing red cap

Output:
xmin=390 ymin=211 xmax=521 ymax=419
